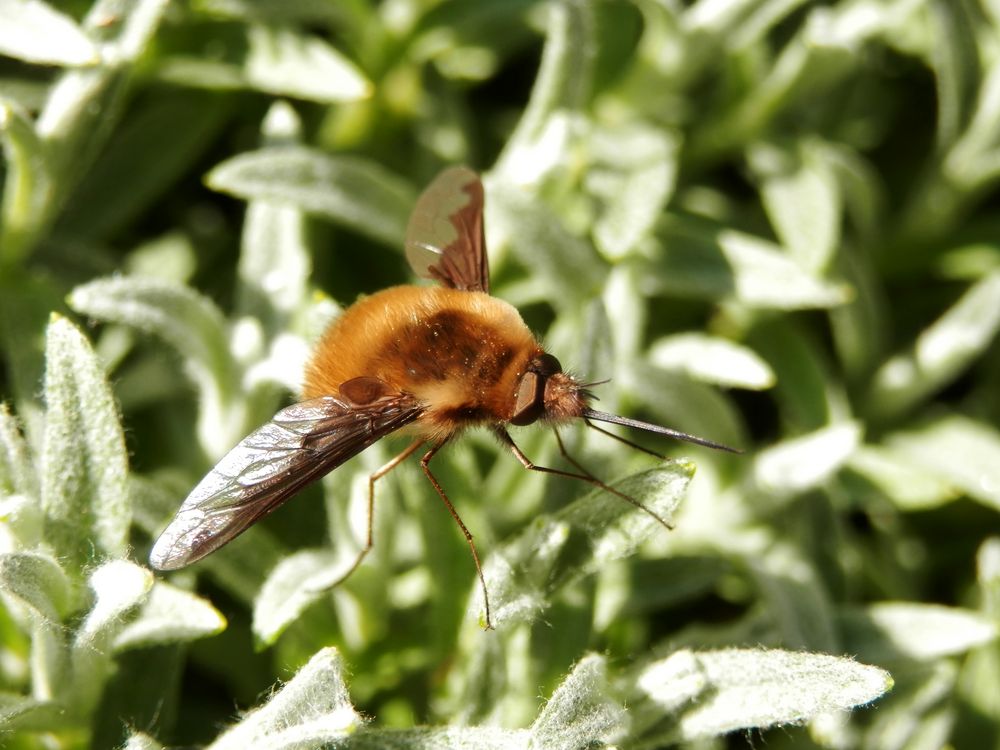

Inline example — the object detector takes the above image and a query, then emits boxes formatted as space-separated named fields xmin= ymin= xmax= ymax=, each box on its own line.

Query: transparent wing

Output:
xmin=404 ymin=166 xmax=489 ymax=293
xmin=150 ymin=394 xmax=423 ymax=570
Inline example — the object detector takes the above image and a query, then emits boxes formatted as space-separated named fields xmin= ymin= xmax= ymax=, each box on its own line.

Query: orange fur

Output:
xmin=303 ymin=286 xmax=543 ymax=440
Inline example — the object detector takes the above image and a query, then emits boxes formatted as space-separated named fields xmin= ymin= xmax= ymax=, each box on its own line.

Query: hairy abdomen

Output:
xmin=303 ymin=286 xmax=541 ymax=438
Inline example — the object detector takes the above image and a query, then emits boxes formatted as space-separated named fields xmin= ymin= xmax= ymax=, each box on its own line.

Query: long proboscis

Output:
xmin=581 ymin=408 xmax=742 ymax=454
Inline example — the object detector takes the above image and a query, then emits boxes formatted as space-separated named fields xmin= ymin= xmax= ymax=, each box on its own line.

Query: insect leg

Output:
xmin=493 ymin=427 xmax=673 ymax=532
xmin=420 ymin=441 xmax=493 ymax=630
xmin=365 ymin=437 xmax=424 ymax=547
xmin=317 ymin=438 xmax=423 ymax=591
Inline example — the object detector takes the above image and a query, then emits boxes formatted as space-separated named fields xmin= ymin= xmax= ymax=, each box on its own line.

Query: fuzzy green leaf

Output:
xmin=847 ymin=444 xmax=959 ymax=510
xmin=236 ymin=102 xmax=311 ymax=331
xmin=884 ymin=414 xmax=1000 ymax=512
xmin=339 ymin=727 xmax=531 ymax=749
xmin=0 ymin=693 xmax=72 ymax=733
xmin=76 ymin=559 xmax=152 ymax=646
xmin=0 ymin=98 xmax=55 ymax=268
xmin=748 ymin=318 xmax=840 ymax=430
xmin=0 ymin=494 xmax=44 ymax=548
xmin=497 ymin=0 xmax=593 ymax=180
xmin=980 ymin=537 xmax=1000 ymax=617
xmin=672 ymin=649 xmax=892 ymax=740
xmin=601 ymin=264 xmax=646 ymax=363
xmin=589 ymin=122 xmax=679 ymax=260
xmin=485 ymin=464 xmax=693 ymax=627
xmin=841 ymin=602 xmax=998 ymax=663
xmin=68 ymin=277 xmax=241 ymax=456
xmin=650 ymin=333 xmax=776 ymax=390
xmin=530 ymin=654 xmax=627 ymax=749
xmin=6 ymin=0 xmax=171 ymax=262
xmin=0 ymin=402 xmax=37 ymax=499
xmin=244 ymin=25 xmax=371 ymax=102
xmin=29 ymin=618 xmax=69 ymax=704
xmin=944 ymin=56 xmax=1000 ymax=190
xmin=56 ymin=92 xmax=231 ymax=241
xmin=867 ymin=271 xmax=1000 ymax=420
xmin=753 ymin=422 xmax=862 ymax=495
xmin=121 ymin=731 xmax=165 ymax=750
xmin=193 ymin=0 xmax=345 ymax=24
xmin=489 ymin=180 xmax=607 ymax=301
xmin=41 ymin=315 xmax=130 ymax=569
xmin=755 ymin=138 xmax=842 ymax=274
xmin=0 ymin=0 xmax=98 ymax=66
xmin=206 ymin=148 xmax=415 ymax=246
xmin=745 ymin=543 xmax=840 ymax=652
xmin=208 ymin=647 xmax=363 ymax=750
xmin=717 ymin=229 xmax=851 ymax=308
xmin=0 ymin=551 xmax=74 ymax=622
xmin=113 ymin=580 xmax=226 ymax=650
xmin=93 ymin=0 xmax=172 ymax=61
xmin=630 ymin=649 xmax=707 ymax=720
xmin=70 ymin=560 xmax=152 ymax=716
xmin=651 ymin=219 xmax=852 ymax=308
xmin=621 ymin=363 xmax=746 ymax=449
xmin=252 ymin=548 xmax=341 ymax=646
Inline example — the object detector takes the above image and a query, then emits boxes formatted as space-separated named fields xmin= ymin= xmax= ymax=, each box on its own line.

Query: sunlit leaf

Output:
xmin=0 ymin=0 xmax=98 ymax=66
xmin=485 ymin=464 xmax=693 ymax=628
xmin=885 ymin=414 xmax=1000 ymax=512
xmin=650 ymin=219 xmax=852 ymax=309
xmin=867 ymin=271 xmax=1000 ymax=420
xmin=206 ymin=148 xmax=415 ymax=246
xmin=672 ymin=649 xmax=892 ymax=740
xmin=253 ymin=548 xmax=341 ymax=646
xmin=497 ymin=0 xmax=593 ymax=182
xmin=841 ymin=602 xmax=997 ymax=663
xmin=847 ymin=444 xmax=959 ymax=510
xmin=0 ymin=551 xmax=74 ymax=622
xmin=588 ymin=122 xmax=679 ymax=260
xmin=650 ymin=333 xmax=776 ymax=390
xmin=753 ymin=422 xmax=862 ymax=495
xmin=236 ymin=102 xmax=312 ymax=330
xmin=244 ymin=25 xmax=371 ymax=103
xmin=41 ymin=316 xmax=130 ymax=569
xmin=113 ymin=580 xmax=226 ymax=650
xmin=208 ymin=648 xmax=363 ymax=750
xmin=0 ymin=402 xmax=36 ymax=499
xmin=68 ymin=277 xmax=241 ymax=456
xmin=755 ymin=138 xmax=842 ymax=274
xmin=530 ymin=654 xmax=627 ymax=749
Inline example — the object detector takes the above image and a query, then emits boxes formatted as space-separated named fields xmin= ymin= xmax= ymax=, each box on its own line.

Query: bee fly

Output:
xmin=150 ymin=167 xmax=738 ymax=628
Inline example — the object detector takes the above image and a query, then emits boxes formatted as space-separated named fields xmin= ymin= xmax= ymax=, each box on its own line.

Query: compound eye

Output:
xmin=535 ymin=353 xmax=562 ymax=376
xmin=510 ymin=370 xmax=543 ymax=426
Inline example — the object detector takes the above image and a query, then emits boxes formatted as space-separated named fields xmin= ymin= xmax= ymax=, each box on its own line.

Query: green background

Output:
xmin=1 ymin=1 xmax=997 ymax=748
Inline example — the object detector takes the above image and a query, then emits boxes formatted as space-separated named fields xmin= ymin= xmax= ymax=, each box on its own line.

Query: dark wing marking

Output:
xmin=404 ymin=166 xmax=489 ymax=293
xmin=149 ymin=393 xmax=423 ymax=570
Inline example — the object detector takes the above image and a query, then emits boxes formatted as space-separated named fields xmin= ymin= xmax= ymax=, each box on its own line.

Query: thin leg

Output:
xmin=420 ymin=441 xmax=493 ymax=630
xmin=494 ymin=427 xmax=673 ymax=532
xmin=318 ymin=439 xmax=423 ymax=590
xmin=552 ymin=428 xmax=600 ymax=480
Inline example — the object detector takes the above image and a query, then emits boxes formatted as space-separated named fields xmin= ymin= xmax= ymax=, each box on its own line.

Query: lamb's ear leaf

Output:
xmin=628 ymin=648 xmax=892 ymax=744
xmin=207 ymin=648 xmax=363 ymax=750
xmin=41 ymin=315 xmax=130 ymax=572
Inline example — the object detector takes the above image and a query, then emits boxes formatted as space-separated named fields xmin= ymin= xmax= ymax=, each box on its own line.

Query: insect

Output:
xmin=149 ymin=167 xmax=737 ymax=628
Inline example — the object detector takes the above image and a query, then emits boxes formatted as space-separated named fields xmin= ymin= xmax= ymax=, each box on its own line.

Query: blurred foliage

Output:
xmin=2 ymin=0 xmax=999 ymax=748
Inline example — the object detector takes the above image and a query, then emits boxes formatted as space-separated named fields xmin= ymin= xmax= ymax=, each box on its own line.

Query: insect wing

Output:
xmin=149 ymin=394 xmax=423 ymax=570
xmin=405 ymin=166 xmax=489 ymax=292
